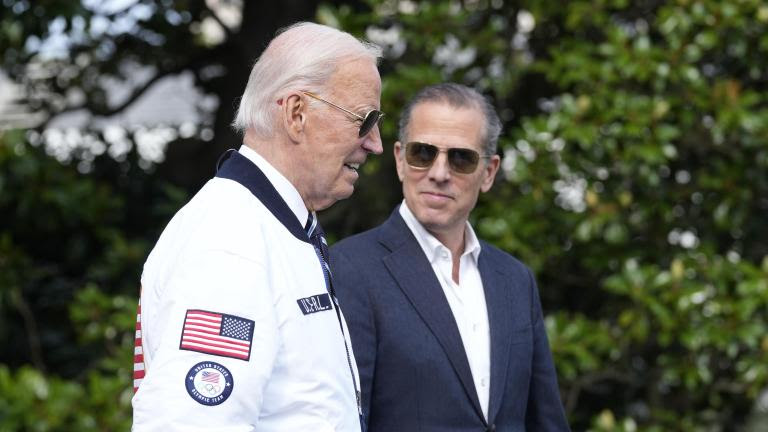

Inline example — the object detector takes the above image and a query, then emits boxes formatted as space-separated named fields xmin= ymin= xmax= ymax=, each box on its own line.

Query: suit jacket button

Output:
xmin=486 ymin=425 xmax=496 ymax=432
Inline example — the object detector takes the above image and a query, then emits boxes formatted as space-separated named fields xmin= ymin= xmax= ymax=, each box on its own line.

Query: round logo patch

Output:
xmin=185 ymin=361 xmax=234 ymax=406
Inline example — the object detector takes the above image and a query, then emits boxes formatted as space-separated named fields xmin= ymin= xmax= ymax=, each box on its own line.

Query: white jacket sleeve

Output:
xmin=133 ymin=250 xmax=278 ymax=431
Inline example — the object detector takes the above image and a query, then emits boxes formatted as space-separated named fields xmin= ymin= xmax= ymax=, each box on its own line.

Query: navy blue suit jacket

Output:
xmin=330 ymin=209 xmax=570 ymax=432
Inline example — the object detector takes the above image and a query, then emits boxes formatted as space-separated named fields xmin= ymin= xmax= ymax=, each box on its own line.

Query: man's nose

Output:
xmin=362 ymin=124 xmax=383 ymax=154
xmin=427 ymin=152 xmax=451 ymax=182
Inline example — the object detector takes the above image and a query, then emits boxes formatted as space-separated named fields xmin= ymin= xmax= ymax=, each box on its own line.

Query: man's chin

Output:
xmin=315 ymin=188 xmax=354 ymax=211
xmin=341 ymin=181 xmax=357 ymax=198
xmin=414 ymin=213 xmax=450 ymax=230
xmin=341 ymin=188 xmax=356 ymax=202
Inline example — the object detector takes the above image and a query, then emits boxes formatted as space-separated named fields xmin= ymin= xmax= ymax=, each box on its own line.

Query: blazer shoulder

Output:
xmin=330 ymin=225 xmax=387 ymax=266
xmin=332 ymin=225 xmax=381 ymax=251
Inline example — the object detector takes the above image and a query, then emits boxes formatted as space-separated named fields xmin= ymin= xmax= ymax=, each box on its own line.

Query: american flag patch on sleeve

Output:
xmin=179 ymin=310 xmax=255 ymax=361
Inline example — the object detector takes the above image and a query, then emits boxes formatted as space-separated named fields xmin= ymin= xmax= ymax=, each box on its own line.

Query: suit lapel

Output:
xmin=480 ymin=247 xmax=513 ymax=424
xmin=378 ymin=211 xmax=486 ymax=423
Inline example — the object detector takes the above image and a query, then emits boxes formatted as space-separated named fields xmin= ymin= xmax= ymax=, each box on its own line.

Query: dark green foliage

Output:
xmin=331 ymin=1 xmax=768 ymax=429
xmin=0 ymin=131 xmax=185 ymax=430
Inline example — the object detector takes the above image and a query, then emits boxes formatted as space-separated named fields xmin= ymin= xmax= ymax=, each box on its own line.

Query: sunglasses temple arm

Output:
xmin=304 ymin=92 xmax=365 ymax=121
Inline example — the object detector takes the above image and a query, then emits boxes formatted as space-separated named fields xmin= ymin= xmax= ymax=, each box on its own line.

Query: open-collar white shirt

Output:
xmin=399 ymin=201 xmax=491 ymax=420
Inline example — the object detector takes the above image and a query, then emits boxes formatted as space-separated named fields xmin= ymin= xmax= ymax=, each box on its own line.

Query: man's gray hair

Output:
xmin=398 ymin=83 xmax=502 ymax=156
xmin=232 ymin=22 xmax=382 ymax=137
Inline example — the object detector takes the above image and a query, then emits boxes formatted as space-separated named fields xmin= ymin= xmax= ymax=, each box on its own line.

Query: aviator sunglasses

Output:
xmin=404 ymin=141 xmax=491 ymax=174
xmin=302 ymin=91 xmax=385 ymax=138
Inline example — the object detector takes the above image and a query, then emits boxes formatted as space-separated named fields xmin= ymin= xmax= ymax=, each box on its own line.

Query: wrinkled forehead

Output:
xmin=405 ymin=102 xmax=485 ymax=150
xmin=326 ymin=58 xmax=382 ymax=107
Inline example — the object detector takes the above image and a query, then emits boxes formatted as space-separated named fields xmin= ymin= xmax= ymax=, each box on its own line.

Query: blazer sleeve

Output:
xmin=524 ymin=266 xmax=572 ymax=431
xmin=332 ymin=247 xmax=377 ymax=425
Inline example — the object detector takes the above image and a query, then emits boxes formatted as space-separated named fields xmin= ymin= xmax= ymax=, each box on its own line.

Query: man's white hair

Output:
xmin=232 ymin=22 xmax=382 ymax=137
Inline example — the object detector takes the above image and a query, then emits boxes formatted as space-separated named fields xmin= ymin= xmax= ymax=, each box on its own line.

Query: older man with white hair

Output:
xmin=131 ymin=22 xmax=384 ymax=431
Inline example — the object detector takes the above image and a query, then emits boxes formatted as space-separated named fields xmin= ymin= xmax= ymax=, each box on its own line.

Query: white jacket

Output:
xmin=132 ymin=147 xmax=361 ymax=432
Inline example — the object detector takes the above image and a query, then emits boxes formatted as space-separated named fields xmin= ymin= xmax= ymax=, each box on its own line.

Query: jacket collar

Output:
xmin=376 ymin=208 xmax=487 ymax=424
xmin=215 ymin=149 xmax=310 ymax=244
xmin=376 ymin=207 xmax=516 ymax=425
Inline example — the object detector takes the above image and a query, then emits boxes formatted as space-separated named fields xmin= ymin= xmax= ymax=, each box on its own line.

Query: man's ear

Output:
xmin=480 ymin=154 xmax=501 ymax=193
xmin=394 ymin=141 xmax=405 ymax=182
xmin=282 ymin=93 xmax=306 ymax=143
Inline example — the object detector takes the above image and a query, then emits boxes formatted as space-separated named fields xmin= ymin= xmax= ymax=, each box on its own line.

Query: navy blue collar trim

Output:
xmin=215 ymin=149 xmax=310 ymax=244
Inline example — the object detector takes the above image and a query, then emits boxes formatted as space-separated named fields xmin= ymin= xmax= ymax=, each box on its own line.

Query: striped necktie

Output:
xmin=305 ymin=211 xmax=331 ymax=274
xmin=304 ymin=211 xmax=364 ymax=426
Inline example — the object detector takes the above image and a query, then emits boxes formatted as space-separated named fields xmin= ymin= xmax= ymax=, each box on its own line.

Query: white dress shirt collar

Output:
xmin=239 ymin=145 xmax=309 ymax=226
xmin=398 ymin=200 xmax=482 ymax=264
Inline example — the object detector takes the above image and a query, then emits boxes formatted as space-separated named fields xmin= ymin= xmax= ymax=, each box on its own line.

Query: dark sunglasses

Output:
xmin=302 ymin=91 xmax=385 ymax=138
xmin=404 ymin=141 xmax=491 ymax=174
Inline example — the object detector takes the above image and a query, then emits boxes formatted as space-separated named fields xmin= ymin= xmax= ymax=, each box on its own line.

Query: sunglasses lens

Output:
xmin=405 ymin=142 xmax=438 ymax=167
xmin=448 ymin=148 xmax=480 ymax=174
xmin=358 ymin=111 xmax=383 ymax=137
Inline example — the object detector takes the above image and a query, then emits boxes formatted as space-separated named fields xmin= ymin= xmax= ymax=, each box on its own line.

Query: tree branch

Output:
xmin=564 ymin=369 xmax=632 ymax=415
xmin=10 ymin=288 xmax=47 ymax=373
xmin=38 ymin=63 xmax=186 ymax=130
xmin=96 ymin=69 xmax=178 ymax=117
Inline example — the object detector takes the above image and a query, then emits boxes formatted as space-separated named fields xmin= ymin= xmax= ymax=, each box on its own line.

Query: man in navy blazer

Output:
xmin=331 ymin=83 xmax=570 ymax=431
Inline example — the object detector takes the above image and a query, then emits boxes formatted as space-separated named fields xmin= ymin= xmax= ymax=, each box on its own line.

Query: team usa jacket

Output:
xmin=132 ymin=146 xmax=362 ymax=431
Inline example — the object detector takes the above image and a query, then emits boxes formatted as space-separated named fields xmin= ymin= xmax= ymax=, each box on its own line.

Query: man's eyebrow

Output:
xmin=357 ymin=103 xmax=380 ymax=112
